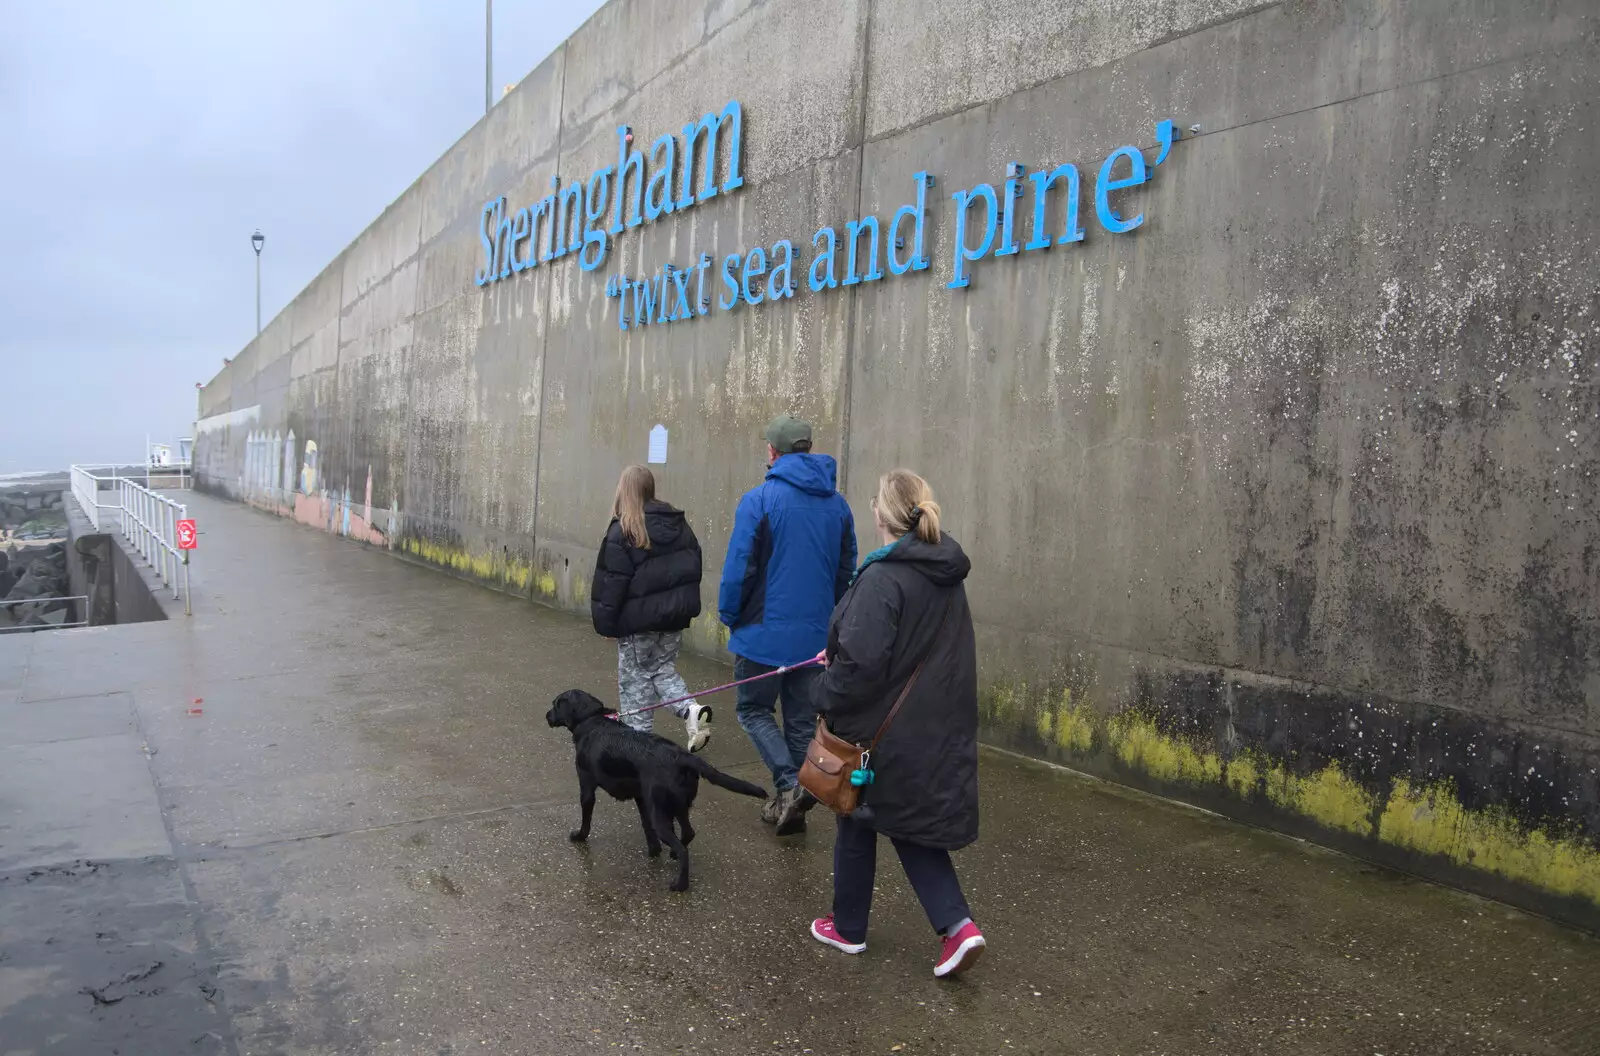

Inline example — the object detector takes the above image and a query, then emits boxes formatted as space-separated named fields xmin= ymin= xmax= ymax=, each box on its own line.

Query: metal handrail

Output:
xmin=70 ymin=465 xmax=118 ymax=530
xmin=116 ymin=477 xmax=189 ymax=607
xmin=66 ymin=465 xmax=193 ymax=613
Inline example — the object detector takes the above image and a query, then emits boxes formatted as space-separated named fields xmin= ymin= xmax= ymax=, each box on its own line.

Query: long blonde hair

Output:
xmin=875 ymin=469 xmax=942 ymax=544
xmin=613 ymin=465 xmax=656 ymax=549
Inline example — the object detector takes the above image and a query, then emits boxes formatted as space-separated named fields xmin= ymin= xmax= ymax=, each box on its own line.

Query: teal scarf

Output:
xmin=848 ymin=534 xmax=908 ymax=586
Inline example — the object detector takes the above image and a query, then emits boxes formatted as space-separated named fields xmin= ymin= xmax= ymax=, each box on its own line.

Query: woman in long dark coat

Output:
xmin=809 ymin=469 xmax=985 ymax=978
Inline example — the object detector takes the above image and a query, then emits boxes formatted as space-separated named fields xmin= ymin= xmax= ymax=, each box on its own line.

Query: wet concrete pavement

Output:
xmin=1 ymin=493 xmax=1597 ymax=1055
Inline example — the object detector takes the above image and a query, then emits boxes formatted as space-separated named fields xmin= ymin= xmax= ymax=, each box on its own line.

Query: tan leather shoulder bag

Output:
xmin=799 ymin=598 xmax=953 ymax=815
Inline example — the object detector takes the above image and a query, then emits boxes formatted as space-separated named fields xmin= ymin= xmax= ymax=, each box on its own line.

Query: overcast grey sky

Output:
xmin=0 ymin=1 xmax=601 ymax=472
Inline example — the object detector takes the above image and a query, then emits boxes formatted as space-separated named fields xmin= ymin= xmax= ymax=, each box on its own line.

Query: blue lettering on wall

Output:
xmin=887 ymin=172 xmax=933 ymax=276
xmin=1024 ymin=163 xmax=1084 ymax=251
xmin=478 ymin=101 xmax=747 ymax=289
xmin=767 ymin=240 xmax=796 ymax=301
xmin=1095 ymin=146 xmax=1147 ymax=234
xmin=612 ymin=126 xmax=645 ymax=236
xmin=809 ymin=227 xmax=838 ymax=292
xmin=740 ymin=246 xmax=767 ymax=306
xmin=645 ymin=134 xmax=677 ymax=221
xmin=495 ymin=112 xmax=1181 ymax=325
xmin=580 ymin=168 xmax=612 ymax=272
xmin=718 ymin=253 xmax=741 ymax=310
xmin=510 ymin=206 xmax=532 ymax=273
xmin=475 ymin=199 xmax=498 ymax=287
xmin=948 ymin=183 xmax=998 ymax=290
xmin=495 ymin=197 xmax=515 ymax=280
xmin=843 ymin=216 xmax=884 ymax=286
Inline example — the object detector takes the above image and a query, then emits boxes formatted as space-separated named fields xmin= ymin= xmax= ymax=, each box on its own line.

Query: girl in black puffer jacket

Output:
xmin=591 ymin=465 xmax=711 ymax=751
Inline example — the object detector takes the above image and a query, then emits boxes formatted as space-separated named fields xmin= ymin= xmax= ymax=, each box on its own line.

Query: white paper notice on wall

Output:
xmin=648 ymin=424 xmax=668 ymax=464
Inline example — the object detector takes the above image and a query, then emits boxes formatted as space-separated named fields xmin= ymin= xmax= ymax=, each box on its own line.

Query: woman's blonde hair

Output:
xmin=875 ymin=469 xmax=942 ymax=544
xmin=613 ymin=465 xmax=656 ymax=549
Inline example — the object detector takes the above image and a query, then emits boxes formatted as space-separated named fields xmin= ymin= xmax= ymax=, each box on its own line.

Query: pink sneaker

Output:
xmin=934 ymin=921 xmax=985 ymax=977
xmin=809 ymin=916 xmax=866 ymax=955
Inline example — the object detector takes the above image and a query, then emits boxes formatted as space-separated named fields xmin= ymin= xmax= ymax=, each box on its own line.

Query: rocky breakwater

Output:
xmin=0 ymin=541 xmax=73 ymax=631
xmin=0 ymin=486 xmax=73 ymax=631
xmin=1 ymin=486 xmax=67 ymax=544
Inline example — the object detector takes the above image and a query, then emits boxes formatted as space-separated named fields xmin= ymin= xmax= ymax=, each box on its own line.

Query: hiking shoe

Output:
xmin=810 ymin=916 xmax=866 ymax=955
xmin=774 ymin=786 xmax=808 ymax=836
xmin=934 ymin=922 xmax=986 ymax=978
xmin=683 ymin=703 xmax=712 ymax=753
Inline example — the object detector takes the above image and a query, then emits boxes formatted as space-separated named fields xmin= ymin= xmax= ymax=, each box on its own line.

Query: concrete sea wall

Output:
xmin=195 ymin=0 xmax=1600 ymax=928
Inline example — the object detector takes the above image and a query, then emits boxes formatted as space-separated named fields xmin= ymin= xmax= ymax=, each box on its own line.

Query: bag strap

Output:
xmin=867 ymin=594 xmax=956 ymax=754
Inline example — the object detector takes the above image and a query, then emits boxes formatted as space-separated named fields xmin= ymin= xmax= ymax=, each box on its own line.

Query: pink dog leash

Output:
xmin=607 ymin=656 xmax=824 ymax=719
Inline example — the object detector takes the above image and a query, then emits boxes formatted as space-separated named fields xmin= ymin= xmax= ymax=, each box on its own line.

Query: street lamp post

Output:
xmin=251 ymin=229 xmax=265 ymax=336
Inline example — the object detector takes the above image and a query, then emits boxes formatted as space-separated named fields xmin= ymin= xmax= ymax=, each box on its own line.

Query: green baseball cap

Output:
xmin=764 ymin=415 xmax=812 ymax=454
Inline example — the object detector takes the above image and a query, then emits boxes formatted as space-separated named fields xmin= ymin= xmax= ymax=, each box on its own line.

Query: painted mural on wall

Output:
xmin=232 ymin=427 xmax=392 ymax=548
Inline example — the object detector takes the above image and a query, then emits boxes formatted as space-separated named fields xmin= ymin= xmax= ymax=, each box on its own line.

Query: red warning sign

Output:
xmin=176 ymin=519 xmax=198 ymax=550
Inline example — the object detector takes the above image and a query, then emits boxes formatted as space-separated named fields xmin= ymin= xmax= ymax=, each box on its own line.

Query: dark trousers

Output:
xmin=733 ymin=656 xmax=819 ymax=792
xmin=831 ymin=814 xmax=971 ymax=944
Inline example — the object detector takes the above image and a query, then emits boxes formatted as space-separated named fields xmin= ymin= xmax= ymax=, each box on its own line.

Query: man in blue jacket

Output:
xmin=719 ymin=415 xmax=856 ymax=835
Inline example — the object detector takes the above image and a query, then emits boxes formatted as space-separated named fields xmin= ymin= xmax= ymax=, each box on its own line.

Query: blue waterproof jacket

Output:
xmin=718 ymin=453 xmax=857 ymax=666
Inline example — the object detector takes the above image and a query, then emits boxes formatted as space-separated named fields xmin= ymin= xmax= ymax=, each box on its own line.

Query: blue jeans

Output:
xmin=733 ymin=656 xmax=819 ymax=792
xmin=832 ymin=813 xmax=971 ymax=944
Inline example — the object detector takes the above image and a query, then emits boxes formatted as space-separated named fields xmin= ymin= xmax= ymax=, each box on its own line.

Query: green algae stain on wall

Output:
xmin=1107 ymin=711 xmax=1222 ymax=787
xmin=980 ymin=675 xmax=1600 ymax=909
xmin=1381 ymin=779 xmax=1600 ymax=904
xmin=400 ymin=537 xmax=532 ymax=591
xmin=1267 ymin=762 xmax=1378 ymax=839
xmin=687 ymin=611 xmax=732 ymax=655
xmin=1036 ymin=688 xmax=1095 ymax=753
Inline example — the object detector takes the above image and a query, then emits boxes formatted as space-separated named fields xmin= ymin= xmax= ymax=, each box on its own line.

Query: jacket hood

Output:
xmin=882 ymin=531 xmax=971 ymax=587
xmin=766 ymin=452 xmax=839 ymax=497
xmin=642 ymin=501 xmax=686 ymax=546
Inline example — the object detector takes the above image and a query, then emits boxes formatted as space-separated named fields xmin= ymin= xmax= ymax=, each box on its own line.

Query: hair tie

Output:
xmin=908 ymin=506 xmax=925 ymax=526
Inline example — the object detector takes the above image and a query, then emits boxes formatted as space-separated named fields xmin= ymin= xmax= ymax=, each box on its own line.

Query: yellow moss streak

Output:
xmin=1054 ymin=690 xmax=1096 ymax=754
xmin=1107 ymin=711 xmax=1222 ymax=786
xmin=1381 ymin=779 xmax=1600 ymax=904
xmin=688 ymin=611 xmax=731 ymax=652
xmin=982 ymin=680 xmax=1600 ymax=905
xmin=399 ymin=537 xmax=532 ymax=591
xmin=1266 ymin=762 xmax=1377 ymax=838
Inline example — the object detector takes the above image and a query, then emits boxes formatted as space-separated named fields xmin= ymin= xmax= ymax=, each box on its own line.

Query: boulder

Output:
xmin=7 ymin=570 xmax=58 ymax=601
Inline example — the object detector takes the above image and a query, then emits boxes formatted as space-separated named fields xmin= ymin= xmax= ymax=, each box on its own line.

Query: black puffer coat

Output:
xmin=591 ymin=502 xmax=703 ymax=638
xmin=815 ymin=532 xmax=978 ymax=850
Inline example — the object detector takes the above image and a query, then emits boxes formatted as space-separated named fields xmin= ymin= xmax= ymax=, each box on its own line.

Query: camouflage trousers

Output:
xmin=616 ymin=631 xmax=698 ymax=733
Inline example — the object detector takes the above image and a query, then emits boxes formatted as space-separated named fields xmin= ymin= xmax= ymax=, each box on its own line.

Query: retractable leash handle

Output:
xmin=607 ymin=656 xmax=824 ymax=720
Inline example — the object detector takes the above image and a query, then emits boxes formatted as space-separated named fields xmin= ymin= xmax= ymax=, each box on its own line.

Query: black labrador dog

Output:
xmin=546 ymin=689 xmax=767 ymax=891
